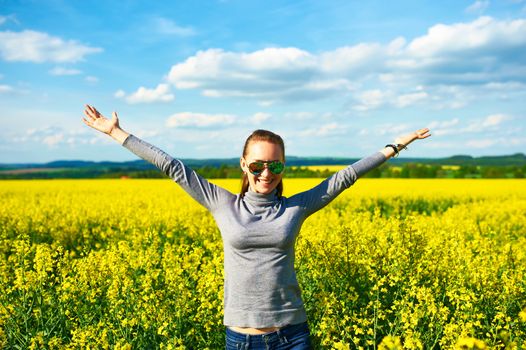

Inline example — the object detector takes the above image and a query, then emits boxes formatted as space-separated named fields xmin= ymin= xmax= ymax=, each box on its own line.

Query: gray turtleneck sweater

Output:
xmin=122 ymin=134 xmax=387 ymax=328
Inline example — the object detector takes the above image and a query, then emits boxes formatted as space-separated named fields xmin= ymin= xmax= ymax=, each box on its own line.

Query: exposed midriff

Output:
xmin=228 ymin=326 xmax=281 ymax=335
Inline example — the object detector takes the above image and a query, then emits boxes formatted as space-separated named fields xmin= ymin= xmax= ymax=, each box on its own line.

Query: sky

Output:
xmin=1 ymin=0 xmax=525 ymax=163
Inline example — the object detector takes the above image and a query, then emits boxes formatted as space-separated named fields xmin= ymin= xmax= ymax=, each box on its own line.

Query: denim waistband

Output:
xmin=226 ymin=321 xmax=309 ymax=343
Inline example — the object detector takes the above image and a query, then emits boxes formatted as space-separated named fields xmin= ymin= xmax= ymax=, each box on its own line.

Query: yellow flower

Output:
xmin=455 ymin=337 xmax=487 ymax=349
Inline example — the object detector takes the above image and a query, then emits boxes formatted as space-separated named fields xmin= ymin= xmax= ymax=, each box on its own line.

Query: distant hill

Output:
xmin=1 ymin=153 xmax=525 ymax=170
xmin=0 ymin=153 xmax=524 ymax=179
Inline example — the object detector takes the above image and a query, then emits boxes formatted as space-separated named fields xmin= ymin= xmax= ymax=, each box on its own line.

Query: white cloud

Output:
xmin=395 ymin=91 xmax=429 ymax=107
xmin=483 ymin=81 xmax=526 ymax=90
xmin=0 ymin=14 xmax=17 ymax=26
xmin=114 ymin=90 xmax=126 ymax=98
xmin=43 ymin=133 xmax=64 ymax=146
xmin=354 ymin=88 xmax=429 ymax=110
xmin=115 ymin=84 xmax=174 ymax=104
xmin=430 ymin=114 xmax=512 ymax=136
xmin=481 ymin=113 xmax=509 ymax=127
xmin=85 ymin=76 xmax=99 ymax=83
xmin=508 ymin=137 xmax=526 ymax=146
xmin=466 ymin=138 xmax=496 ymax=148
xmin=465 ymin=0 xmax=490 ymax=14
xmin=0 ymin=84 xmax=14 ymax=93
xmin=353 ymin=89 xmax=391 ymax=111
xmin=463 ymin=136 xmax=526 ymax=149
xmin=376 ymin=123 xmax=413 ymax=136
xmin=49 ymin=66 xmax=82 ymax=76
xmin=299 ymin=122 xmax=344 ymax=137
xmin=384 ymin=17 xmax=526 ymax=93
xmin=405 ymin=16 xmax=526 ymax=60
xmin=140 ymin=16 xmax=526 ymax=108
xmin=428 ymin=118 xmax=461 ymax=136
xmin=0 ymin=30 xmax=102 ymax=63
xmin=154 ymin=17 xmax=196 ymax=37
xmin=284 ymin=112 xmax=316 ymax=120
xmin=428 ymin=118 xmax=460 ymax=129
xmin=250 ymin=112 xmax=271 ymax=124
xmin=166 ymin=112 xmax=236 ymax=128
xmin=167 ymin=47 xmax=355 ymax=104
xmin=12 ymin=126 xmax=94 ymax=147
xmin=133 ymin=129 xmax=161 ymax=139
xmin=319 ymin=43 xmax=384 ymax=74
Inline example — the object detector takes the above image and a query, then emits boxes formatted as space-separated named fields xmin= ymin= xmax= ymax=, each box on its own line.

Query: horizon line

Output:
xmin=1 ymin=152 xmax=525 ymax=166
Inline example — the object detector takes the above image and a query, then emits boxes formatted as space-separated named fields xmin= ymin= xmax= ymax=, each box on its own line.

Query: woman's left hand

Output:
xmin=395 ymin=128 xmax=431 ymax=147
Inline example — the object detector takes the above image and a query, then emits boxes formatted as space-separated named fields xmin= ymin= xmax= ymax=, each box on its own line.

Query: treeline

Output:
xmin=192 ymin=163 xmax=526 ymax=179
xmin=2 ymin=163 xmax=525 ymax=179
xmin=361 ymin=163 xmax=526 ymax=179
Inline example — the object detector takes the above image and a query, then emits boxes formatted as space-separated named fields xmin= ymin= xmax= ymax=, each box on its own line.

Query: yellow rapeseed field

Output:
xmin=1 ymin=179 xmax=525 ymax=349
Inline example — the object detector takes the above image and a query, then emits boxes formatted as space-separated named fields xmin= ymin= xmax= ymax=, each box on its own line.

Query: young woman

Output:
xmin=82 ymin=105 xmax=431 ymax=349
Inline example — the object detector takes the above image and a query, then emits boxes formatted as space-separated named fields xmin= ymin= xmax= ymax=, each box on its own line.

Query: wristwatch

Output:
xmin=385 ymin=143 xmax=408 ymax=157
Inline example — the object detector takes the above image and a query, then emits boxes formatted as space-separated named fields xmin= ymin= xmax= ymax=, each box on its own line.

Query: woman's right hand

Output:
xmin=82 ymin=104 xmax=120 ymax=135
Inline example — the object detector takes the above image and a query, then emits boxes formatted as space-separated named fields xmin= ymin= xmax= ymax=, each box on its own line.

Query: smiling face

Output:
xmin=240 ymin=140 xmax=284 ymax=195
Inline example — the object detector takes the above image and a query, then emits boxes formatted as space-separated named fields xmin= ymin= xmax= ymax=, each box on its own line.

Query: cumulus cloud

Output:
xmin=395 ymin=91 xmax=429 ymax=107
xmin=49 ymin=67 xmax=82 ymax=76
xmin=319 ymin=43 xmax=385 ymax=74
xmin=85 ymin=76 xmax=99 ymax=84
xmin=43 ymin=133 xmax=64 ymax=146
xmin=398 ymin=16 xmax=526 ymax=86
xmin=115 ymin=84 xmax=174 ymax=104
xmin=299 ymin=122 xmax=345 ymax=137
xmin=406 ymin=16 xmax=526 ymax=58
xmin=429 ymin=114 xmax=513 ymax=136
xmin=0 ymin=14 xmax=17 ymax=26
xmin=13 ymin=126 xmax=96 ymax=147
xmin=250 ymin=112 xmax=271 ymax=124
xmin=465 ymin=0 xmax=490 ymax=14
xmin=166 ymin=112 xmax=236 ymax=128
xmin=284 ymin=112 xmax=316 ymax=120
xmin=0 ymin=30 xmax=102 ymax=63
xmin=154 ymin=17 xmax=196 ymax=37
xmin=481 ymin=113 xmax=509 ymax=127
xmin=139 ymin=16 xmax=526 ymax=109
xmin=428 ymin=118 xmax=460 ymax=129
xmin=466 ymin=138 xmax=496 ymax=148
xmin=353 ymin=89 xmax=391 ymax=111
xmin=167 ymin=47 xmax=356 ymax=104
xmin=0 ymin=84 xmax=14 ymax=93
xmin=353 ymin=88 xmax=430 ymax=111
xmin=464 ymin=136 xmax=526 ymax=149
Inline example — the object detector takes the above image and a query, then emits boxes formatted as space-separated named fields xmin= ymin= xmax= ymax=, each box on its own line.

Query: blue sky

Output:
xmin=1 ymin=0 xmax=525 ymax=163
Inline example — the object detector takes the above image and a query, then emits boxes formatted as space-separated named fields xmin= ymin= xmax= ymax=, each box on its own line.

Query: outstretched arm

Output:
xmin=82 ymin=104 xmax=130 ymax=144
xmin=291 ymin=127 xmax=432 ymax=217
xmin=81 ymin=105 xmax=235 ymax=211
xmin=379 ymin=127 xmax=431 ymax=160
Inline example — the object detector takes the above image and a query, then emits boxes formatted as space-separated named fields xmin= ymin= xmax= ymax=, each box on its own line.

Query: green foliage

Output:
xmin=1 ymin=163 xmax=526 ymax=179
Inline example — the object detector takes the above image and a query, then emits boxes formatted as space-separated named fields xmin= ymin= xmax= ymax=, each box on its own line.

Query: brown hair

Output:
xmin=240 ymin=129 xmax=285 ymax=198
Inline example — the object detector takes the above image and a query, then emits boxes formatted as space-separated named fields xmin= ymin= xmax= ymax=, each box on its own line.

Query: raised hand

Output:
xmin=395 ymin=127 xmax=431 ymax=147
xmin=82 ymin=104 xmax=119 ymax=135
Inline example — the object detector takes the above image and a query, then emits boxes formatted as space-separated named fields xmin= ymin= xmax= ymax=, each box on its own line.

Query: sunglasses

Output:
xmin=246 ymin=160 xmax=285 ymax=175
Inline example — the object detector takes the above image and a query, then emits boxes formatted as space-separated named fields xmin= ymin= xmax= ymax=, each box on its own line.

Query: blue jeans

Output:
xmin=225 ymin=322 xmax=314 ymax=350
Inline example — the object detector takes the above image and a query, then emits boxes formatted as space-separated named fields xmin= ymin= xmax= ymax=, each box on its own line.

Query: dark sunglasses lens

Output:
xmin=248 ymin=162 xmax=264 ymax=174
xmin=269 ymin=161 xmax=284 ymax=174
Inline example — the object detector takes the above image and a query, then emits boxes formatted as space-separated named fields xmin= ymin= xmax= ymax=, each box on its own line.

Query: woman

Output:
xmin=82 ymin=105 xmax=431 ymax=349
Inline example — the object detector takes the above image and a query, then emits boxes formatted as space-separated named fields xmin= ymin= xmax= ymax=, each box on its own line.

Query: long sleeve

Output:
xmin=122 ymin=134 xmax=234 ymax=211
xmin=289 ymin=151 xmax=387 ymax=217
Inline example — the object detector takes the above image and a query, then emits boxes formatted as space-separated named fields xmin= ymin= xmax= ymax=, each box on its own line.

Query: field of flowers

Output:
xmin=1 ymin=178 xmax=525 ymax=349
